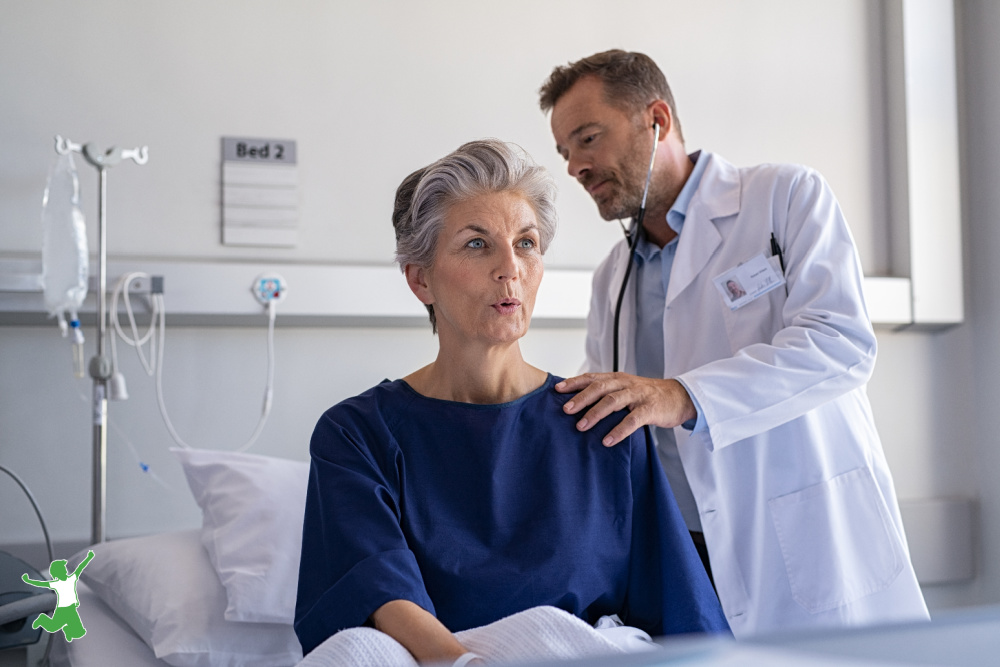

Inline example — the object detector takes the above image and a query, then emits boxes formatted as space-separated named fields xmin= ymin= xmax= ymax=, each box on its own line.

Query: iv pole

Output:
xmin=54 ymin=135 xmax=148 ymax=545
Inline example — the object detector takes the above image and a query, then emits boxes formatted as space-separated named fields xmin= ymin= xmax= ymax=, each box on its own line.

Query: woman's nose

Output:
xmin=494 ymin=247 xmax=519 ymax=282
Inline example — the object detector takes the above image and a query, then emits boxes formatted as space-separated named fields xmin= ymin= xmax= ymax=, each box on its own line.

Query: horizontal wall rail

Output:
xmin=1 ymin=258 xmax=909 ymax=328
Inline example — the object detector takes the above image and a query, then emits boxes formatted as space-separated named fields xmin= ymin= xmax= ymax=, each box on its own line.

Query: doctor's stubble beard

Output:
xmin=585 ymin=126 xmax=656 ymax=222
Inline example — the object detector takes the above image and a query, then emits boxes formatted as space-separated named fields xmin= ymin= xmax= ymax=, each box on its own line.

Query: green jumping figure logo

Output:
xmin=21 ymin=550 xmax=95 ymax=642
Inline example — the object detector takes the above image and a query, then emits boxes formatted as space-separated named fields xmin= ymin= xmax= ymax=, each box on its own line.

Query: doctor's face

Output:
xmin=416 ymin=191 xmax=543 ymax=348
xmin=550 ymin=76 xmax=653 ymax=221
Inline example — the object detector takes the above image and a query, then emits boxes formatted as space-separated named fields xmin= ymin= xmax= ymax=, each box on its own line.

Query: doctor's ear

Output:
xmin=404 ymin=264 xmax=434 ymax=305
xmin=648 ymin=101 xmax=672 ymax=141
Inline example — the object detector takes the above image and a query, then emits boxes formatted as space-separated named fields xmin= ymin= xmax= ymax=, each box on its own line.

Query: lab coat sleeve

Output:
xmin=678 ymin=168 xmax=877 ymax=450
xmin=294 ymin=406 xmax=435 ymax=655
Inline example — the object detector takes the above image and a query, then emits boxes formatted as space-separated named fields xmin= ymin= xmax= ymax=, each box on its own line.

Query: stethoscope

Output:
xmin=611 ymin=122 xmax=660 ymax=372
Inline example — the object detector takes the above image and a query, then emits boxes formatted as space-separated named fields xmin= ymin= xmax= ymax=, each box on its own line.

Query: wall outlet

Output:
xmin=252 ymin=273 xmax=287 ymax=304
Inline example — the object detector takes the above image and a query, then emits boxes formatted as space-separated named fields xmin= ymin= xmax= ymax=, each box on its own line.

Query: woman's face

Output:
xmin=409 ymin=190 xmax=544 ymax=347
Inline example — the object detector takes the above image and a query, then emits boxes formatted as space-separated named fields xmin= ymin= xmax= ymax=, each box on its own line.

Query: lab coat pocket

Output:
xmin=719 ymin=291 xmax=779 ymax=355
xmin=768 ymin=467 xmax=904 ymax=614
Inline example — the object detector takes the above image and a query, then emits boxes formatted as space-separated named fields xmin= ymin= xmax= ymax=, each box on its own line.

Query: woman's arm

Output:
xmin=296 ymin=404 xmax=470 ymax=656
xmin=371 ymin=599 xmax=475 ymax=664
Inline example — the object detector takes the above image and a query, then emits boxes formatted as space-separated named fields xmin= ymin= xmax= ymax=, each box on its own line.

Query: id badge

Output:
xmin=713 ymin=252 xmax=786 ymax=311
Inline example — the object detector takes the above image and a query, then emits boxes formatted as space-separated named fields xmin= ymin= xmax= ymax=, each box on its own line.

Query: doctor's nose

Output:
xmin=566 ymin=152 xmax=590 ymax=181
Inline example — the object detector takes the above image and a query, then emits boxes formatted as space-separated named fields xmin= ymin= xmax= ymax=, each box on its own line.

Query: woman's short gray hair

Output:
xmin=392 ymin=139 xmax=557 ymax=333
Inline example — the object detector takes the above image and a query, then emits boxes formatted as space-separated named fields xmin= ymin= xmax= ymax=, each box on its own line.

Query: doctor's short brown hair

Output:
xmin=538 ymin=49 xmax=683 ymax=142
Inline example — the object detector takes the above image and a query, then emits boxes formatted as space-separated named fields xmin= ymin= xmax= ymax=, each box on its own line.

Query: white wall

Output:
xmin=0 ymin=0 xmax=887 ymax=270
xmin=957 ymin=0 xmax=1000 ymax=609
xmin=0 ymin=0 xmax=988 ymax=612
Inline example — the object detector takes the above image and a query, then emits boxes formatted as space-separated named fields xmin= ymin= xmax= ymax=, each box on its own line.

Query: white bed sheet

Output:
xmin=49 ymin=580 xmax=165 ymax=667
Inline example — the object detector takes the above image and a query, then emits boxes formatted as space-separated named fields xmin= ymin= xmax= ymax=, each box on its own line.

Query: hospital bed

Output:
xmin=45 ymin=445 xmax=671 ymax=667
xmin=43 ymin=447 xmax=1000 ymax=667
xmin=49 ymin=582 xmax=1000 ymax=667
xmin=51 ymin=448 xmax=309 ymax=667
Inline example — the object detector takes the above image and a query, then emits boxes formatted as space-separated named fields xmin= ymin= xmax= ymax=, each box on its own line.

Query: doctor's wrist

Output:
xmin=665 ymin=378 xmax=697 ymax=424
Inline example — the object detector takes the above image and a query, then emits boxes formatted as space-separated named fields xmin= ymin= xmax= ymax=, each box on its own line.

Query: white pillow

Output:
xmin=172 ymin=447 xmax=309 ymax=624
xmin=78 ymin=530 xmax=302 ymax=667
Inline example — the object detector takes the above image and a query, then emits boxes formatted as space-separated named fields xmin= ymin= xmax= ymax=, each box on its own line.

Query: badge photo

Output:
xmin=713 ymin=253 xmax=786 ymax=311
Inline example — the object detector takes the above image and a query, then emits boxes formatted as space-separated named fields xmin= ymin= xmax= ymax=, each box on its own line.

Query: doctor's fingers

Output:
xmin=600 ymin=406 xmax=652 ymax=447
xmin=554 ymin=372 xmax=616 ymax=399
xmin=566 ymin=379 xmax=653 ymax=439
xmin=570 ymin=388 xmax=642 ymax=443
xmin=594 ymin=389 xmax=688 ymax=447
xmin=557 ymin=372 xmax=635 ymax=413
xmin=567 ymin=377 xmax=692 ymax=446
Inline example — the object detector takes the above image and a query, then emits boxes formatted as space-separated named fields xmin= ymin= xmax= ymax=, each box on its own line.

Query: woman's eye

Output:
xmin=467 ymin=238 xmax=485 ymax=249
xmin=517 ymin=239 xmax=536 ymax=249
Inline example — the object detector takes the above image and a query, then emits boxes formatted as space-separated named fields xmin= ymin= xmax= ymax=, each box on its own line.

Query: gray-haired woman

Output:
xmin=295 ymin=139 xmax=727 ymax=664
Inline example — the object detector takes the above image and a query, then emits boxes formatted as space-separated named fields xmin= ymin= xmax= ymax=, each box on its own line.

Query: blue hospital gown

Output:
xmin=294 ymin=374 xmax=727 ymax=655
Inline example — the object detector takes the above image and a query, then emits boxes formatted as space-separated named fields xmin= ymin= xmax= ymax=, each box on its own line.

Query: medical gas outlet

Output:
xmin=253 ymin=273 xmax=288 ymax=305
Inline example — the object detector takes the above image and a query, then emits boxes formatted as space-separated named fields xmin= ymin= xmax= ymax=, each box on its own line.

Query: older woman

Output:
xmin=294 ymin=140 xmax=726 ymax=663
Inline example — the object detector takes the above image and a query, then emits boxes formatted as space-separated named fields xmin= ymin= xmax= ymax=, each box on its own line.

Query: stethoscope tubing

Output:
xmin=612 ymin=123 xmax=659 ymax=373
xmin=612 ymin=213 xmax=643 ymax=373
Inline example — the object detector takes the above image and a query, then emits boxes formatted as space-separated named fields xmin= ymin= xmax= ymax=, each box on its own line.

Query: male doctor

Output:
xmin=539 ymin=50 xmax=929 ymax=637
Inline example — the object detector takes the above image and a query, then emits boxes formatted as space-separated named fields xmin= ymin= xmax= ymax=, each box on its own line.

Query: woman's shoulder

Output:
xmin=332 ymin=377 xmax=415 ymax=411
xmin=534 ymin=375 xmax=645 ymax=456
xmin=312 ymin=380 xmax=413 ymax=446
xmin=542 ymin=375 xmax=642 ymax=433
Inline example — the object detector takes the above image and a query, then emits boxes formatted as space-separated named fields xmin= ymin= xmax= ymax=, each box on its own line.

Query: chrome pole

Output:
xmin=54 ymin=136 xmax=147 ymax=546
xmin=96 ymin=167 xmax=107 ymax=360
xmin=90 ymin=166 xmax=109 ymax=545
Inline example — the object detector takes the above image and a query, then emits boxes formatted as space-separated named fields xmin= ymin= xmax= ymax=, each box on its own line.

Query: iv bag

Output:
xmin=41 ymin=152 xmax=89 ymax=334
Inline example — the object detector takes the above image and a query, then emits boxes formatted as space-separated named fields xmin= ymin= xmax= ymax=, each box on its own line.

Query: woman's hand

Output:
xmin=555 ymin=373 xmax=697 ymax=447
xmin=371 ymin=599 xmax=476 ymax=665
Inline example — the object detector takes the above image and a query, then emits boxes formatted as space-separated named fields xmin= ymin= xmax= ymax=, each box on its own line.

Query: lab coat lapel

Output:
xmin=605 ymin=240 xmax=637 ymax=374
xmin=666 ymin=154 xmax=740 ymax=305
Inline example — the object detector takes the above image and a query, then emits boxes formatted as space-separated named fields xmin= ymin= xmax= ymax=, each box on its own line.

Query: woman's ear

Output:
xmin=405 ymin=264 xmax=434 ymax=305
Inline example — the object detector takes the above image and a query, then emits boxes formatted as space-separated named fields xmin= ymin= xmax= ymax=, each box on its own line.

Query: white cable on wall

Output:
xmin=110 ymin=273 xmax=159 ymax=377
xmin=109 ymin=273 xmax=277 ymax=452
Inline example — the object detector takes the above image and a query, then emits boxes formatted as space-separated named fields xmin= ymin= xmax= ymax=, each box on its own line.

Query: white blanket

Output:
xmin=295 ymin=606 xmax=652 ymax=666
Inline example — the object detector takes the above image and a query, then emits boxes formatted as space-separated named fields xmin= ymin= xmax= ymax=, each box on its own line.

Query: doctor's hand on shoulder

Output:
xmin=556 ymin=373 xmax=696 ymax=447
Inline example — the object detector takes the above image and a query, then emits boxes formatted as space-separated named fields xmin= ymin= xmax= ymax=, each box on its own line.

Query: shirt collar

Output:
xmin=635 ymin=150 xmax=707 ymax=261
xmin=666 ymin=149 xmax=707 ymax=230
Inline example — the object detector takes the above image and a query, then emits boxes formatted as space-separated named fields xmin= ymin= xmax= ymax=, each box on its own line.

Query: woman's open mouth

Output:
xmin=492 ymin=298 xmax=521 ymax=314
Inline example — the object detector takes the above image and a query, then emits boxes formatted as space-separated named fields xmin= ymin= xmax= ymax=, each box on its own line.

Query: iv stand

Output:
xmin=54 ymin=135 xmax=148 ymax=544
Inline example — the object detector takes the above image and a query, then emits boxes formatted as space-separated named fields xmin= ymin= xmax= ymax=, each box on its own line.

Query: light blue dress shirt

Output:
xmin=633 ymin=151 xmax=708 ymax=531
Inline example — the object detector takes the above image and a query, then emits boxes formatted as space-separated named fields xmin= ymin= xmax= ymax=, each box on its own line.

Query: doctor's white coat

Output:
xmin=583 ymin=153 xmax=929 ymax=637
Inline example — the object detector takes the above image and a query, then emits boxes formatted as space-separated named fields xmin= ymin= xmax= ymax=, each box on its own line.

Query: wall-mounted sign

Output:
xmin=221 ymin=137 xmax=298 ymax=247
